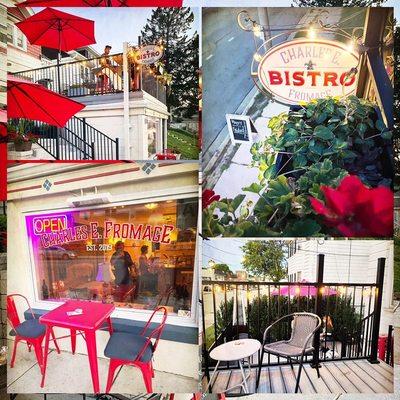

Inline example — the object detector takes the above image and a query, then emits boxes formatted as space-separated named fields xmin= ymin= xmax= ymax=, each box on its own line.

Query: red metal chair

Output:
xmin=7 ymin=294 xmax=60 ymax=374
xmin=104 ymin=306 xmax=168 ymax=393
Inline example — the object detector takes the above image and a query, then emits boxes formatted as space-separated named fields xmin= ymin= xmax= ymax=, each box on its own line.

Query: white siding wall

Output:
xmin=288 ymin=239 xmax=395 ymax=334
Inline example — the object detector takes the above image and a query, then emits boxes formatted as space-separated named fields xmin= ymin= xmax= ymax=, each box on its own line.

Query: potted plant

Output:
xmin=254 ymin=96 xmax=393 ymax=188
xmin=202 ymin=96 xmax=393 ymax=237
xmin=172 ymin=147 xmax=182 ymax=160
xmin=7 ymin=119 xmax=37 ymax=152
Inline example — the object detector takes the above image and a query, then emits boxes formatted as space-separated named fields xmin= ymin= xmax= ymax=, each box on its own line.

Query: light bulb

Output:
xmin=253 ymin=25 xmax=262 ymax=38
xmin=308 ymin=27 xmax=316 ymax=40
xmin=253 ymin=52 xmax=262 ymax=62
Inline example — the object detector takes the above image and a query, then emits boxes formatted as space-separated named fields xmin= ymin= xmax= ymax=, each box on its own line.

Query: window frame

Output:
xmin=23 ymin=190 xmax=199 ymax=328
xmin=6 ymin=20 xmax=27 ymax=51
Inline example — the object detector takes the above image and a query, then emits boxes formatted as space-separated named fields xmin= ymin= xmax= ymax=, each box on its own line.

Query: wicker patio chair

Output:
xmin=256 ymin=312 xmax=322 ymax=393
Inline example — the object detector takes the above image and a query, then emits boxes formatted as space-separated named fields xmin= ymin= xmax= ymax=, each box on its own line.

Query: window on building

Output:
xmin=6 ymin=22 xmax=27 ymax=51
xmin=288 ymin=240 xmax=297 ymax=257
xmin=25 ymin=198 xmax=198 ymax=317
xmin=0 ymin=6 xmax=7 ymax=48
xmin=146 ymin=116 xmax=162 ymax=156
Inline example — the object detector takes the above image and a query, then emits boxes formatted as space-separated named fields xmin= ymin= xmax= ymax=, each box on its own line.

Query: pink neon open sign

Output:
xmin=32 ymin=215 xmax=68 ymax=235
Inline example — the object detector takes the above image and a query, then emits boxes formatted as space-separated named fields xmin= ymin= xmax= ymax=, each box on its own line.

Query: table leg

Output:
xmin=85 ymin=330 xmax=100 ymax=394
xmin=204 ymin=360 xmax=220 ymax=393
xmin=40 ymin=326 xmax=51 ymax=388
xmin=70 ymin=329 xmax=77 ymax=354
xmin=106 ymin=316 xmax=113 ymax=335
xmin=239 ymin=359 xmax=249 ymax=394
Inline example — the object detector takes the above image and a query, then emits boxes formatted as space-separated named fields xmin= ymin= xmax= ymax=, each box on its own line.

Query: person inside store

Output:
xmin=138 ymin=245 xmax=157 ymax=295
xmin=110 ymin=241 xmax=136 ymax=302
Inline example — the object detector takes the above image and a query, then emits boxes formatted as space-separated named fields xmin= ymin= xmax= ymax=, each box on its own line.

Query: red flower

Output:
xmin=202 ymin=189 xmax=220 ymax=209
xmin=310 ymin=175 xmax=393 ymax=237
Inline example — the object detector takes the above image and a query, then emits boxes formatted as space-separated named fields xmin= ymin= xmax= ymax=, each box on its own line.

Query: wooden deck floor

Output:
xmin=205 ymin=359 xmax=394 ymax=394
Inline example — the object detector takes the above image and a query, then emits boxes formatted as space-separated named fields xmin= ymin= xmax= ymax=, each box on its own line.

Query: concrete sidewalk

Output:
xmin=7 ymin=340 xmax=198 ymax=394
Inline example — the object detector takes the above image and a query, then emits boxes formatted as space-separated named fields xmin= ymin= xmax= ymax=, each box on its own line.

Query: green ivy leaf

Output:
xmin=293 ymin=154 xmax=307 ymax=168
xmin=214 ymin=201 xmax=229 ymax=212
xmin=283 ymin=219 xmax=322 ymax=236
xmin=314 ymin=125 xmax=334 ymax=141
xmin=243 ymin=183 xmax=263 ymax=194
xmin=375 ymin=119 xmax=386 ymax=131
xmin=381 ymin=131 xmax=392 ymax=140
xmin=316 ymin=112 xmax=328 ymax=124
xmin=231 ymin=194 xmax=246 ymax=211
xmin=356 ymin=122 xmax=368 ymax=137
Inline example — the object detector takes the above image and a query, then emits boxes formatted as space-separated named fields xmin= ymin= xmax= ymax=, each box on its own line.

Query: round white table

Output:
xmin=206 ymin=338 xmax=261 ymax=393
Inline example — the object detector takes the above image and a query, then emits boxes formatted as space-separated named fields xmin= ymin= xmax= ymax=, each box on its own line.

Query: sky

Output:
xmin=33 ymin=7 xmax=200 ymax=54
xmin=202 ymin=239 xmax=245 ymax=271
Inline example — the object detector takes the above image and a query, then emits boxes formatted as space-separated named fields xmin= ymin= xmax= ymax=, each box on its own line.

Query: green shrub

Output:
xmin=209 ymin=295 xmax=362 ymax=342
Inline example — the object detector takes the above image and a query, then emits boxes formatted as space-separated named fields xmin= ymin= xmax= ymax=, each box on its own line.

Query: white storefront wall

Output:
xmin=287 ymin=239 xmax=395 ymax=333
xmin=7 ymin=163 xmax=200 ymax=378
xmin=77 ymin=91 xmax=169 ymax=161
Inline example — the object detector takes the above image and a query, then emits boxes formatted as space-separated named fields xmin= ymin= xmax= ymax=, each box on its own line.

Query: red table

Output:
xmin=39 ymin=300 xmax=115 ymax=393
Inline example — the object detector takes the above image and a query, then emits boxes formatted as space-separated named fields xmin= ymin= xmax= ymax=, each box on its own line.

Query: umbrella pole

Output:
xmin=57 ymin=52 xmax=61 ymax=94
xmin=57 ymin=20 xmax=61 ymax=94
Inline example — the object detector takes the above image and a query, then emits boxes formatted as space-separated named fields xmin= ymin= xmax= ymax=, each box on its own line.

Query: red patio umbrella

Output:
xmin=16 ymin=7 xmax=96 ymax=91
xmin=8 ymin=75 xmax=85 ymax=127
xmin=17 ymin=0 xmax=183 ymax=6
xmin=271 ymin=280 xmax=337 ymax=297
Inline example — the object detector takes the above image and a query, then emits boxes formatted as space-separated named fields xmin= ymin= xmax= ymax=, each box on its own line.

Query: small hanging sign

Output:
xmin=226 ymin=114 xmax=258 ymax=144
xmin=133 ymin=44 xmax=163 ymax=65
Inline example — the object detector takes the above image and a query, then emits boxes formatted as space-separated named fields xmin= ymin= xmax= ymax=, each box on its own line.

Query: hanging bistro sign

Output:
xmin=256 ymin=39 xmax=359 ymax=105
xmin=133 ymin=44 xmax=164 ymax=65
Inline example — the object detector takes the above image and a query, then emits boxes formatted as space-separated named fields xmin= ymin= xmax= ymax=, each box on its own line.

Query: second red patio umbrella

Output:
xmin=16 ymin=7 xmax=96 ymax=91
xmin=8 ymin=75 xmax=85 ymax=127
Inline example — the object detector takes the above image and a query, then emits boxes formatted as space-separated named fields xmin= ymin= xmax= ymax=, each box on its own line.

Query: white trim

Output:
xmin=22 ymin=190 xmax=199 ymax=328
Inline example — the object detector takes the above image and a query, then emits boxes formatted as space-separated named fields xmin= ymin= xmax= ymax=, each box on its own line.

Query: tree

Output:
xmin=241 ymin=241 xmax=287 ymax=282
xmin=140 ymin=8 xmax=198 ymax=118
xmin=292 ymin=0 xmax=386 ymax=5
xmin=213 ymin=263 xmax=232 ymax=275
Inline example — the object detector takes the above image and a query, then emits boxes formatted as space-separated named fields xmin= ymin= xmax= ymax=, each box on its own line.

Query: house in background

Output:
xmin=6 ymin=5 xmax=42 ymax=73
xmin=287 ymin=239 xmax=397 ymax=334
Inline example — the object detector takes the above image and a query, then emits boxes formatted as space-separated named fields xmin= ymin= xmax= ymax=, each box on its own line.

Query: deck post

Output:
xmin=200 ymin=297 xmax=211 ymax=391
xmin=312 ymin=254 xmax=324 ymax=371
xmin=369 ymin=258 xmax=385 ymax=364
xmin=386 ymin=325 xmax=393 ymax=365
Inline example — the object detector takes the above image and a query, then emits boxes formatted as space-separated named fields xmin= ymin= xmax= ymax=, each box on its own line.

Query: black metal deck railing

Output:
xmin=13 ymin=53 xmax=167 ymax=104
xmin=201 ymin=255 xmax=386 ymax=382
xmin=14 ymin=54 xmax=124 ymax=97
xmin=31 ymin=117 xmax=119 ymax=160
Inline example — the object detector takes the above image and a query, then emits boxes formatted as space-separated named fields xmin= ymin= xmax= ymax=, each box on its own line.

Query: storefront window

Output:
xmin=25 ymin=198 xmax=198 ymax=317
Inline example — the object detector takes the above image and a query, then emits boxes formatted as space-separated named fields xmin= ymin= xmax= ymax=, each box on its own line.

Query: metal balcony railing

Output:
xmin=30 ymin=117 xmax=119 ymax=160
xmin=201 ymin=255 xmax=386 ymax=382
xmin=13 ymin=53 xmax=167 ymax=105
